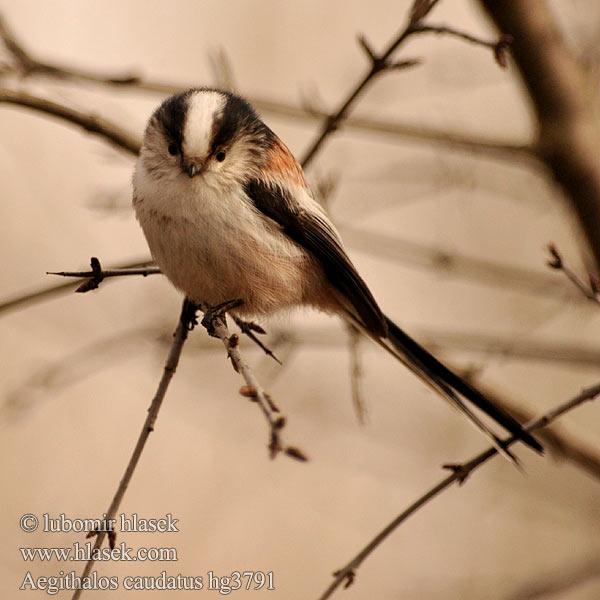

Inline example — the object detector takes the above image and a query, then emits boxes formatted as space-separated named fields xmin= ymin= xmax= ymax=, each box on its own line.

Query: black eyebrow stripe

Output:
xmin=211 ymin=92 xmax=266 ymax=152
xmin=153 ymin=90 xmax=193 ymax=149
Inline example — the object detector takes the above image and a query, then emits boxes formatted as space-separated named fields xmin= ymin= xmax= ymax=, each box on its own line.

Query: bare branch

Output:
xmin=339 ymin=225 xmax=574 ymax=299
xmin=281 ymin=324 xmax=600 ymax=368
xmin=300 ymin=4 xmax=514 ymax=169
xmin=546 ymin=243 xmax=600 ymax=305
xmin=410 ymin=24 xmax=513 ymax=68
xmin=318 ymin=382 xmax=600 ymax=599
xmin=0 ymin=257 xmax=153 ymax=315
xmin=0 ymin=88 xmax=141 ymax=154
xmin=0 ymin=14 xmax=141 ymax=85
xmin=0 ymin=84 xmax=532 ymax=163
xmin=480 ymin=0 xmax=600 ymax=273
xmin=196 ymin=301 xmax=307 ymax=462
xmin=47 ymin=256 xmax=159 ymax=292
xmin=0 ymin=14 xmax=535 ymax=161
xmin=346 ymin=324 xmax=367 ymax=424
xmin=452 ymin=369 xmax=600 ymax=481
xmin=232 ymin=315 xmax=282 ymax=364
xmin=71 ymin=299 xmax=192 ymax=600
xmin=300 ymin=22 xmax=417 ymax=168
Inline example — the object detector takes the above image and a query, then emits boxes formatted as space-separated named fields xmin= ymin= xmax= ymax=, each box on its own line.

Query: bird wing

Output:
xmin=243 ymin=178 xmax=387 ymax=338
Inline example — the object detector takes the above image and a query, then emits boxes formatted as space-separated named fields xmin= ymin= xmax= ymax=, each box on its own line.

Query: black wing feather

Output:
xmin=244 ymin=179 xmax=387 ymax=337
xmin=243 ymin=180 xmax=542 ymax=454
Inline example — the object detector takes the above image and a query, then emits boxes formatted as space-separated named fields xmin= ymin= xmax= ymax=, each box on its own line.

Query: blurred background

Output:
xmin=1 ymin=0 xmax=600 ymax=598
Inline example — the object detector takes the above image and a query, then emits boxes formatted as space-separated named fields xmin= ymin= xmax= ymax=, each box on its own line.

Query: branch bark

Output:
xmin=71 ymin=298 xmax=192 ymax=600
xmin=479 ymin=0 xmax=600 ymax=272
xmin=0 ymin=14 xmax=533 ymax=162
xmin=317 ymin=382 xmax=600 ymax=600
xmin=0 ymin=88 xmax=141 ymax=154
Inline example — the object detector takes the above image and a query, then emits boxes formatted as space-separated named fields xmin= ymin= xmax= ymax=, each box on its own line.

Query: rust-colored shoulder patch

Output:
xmin=265 ymin=136 xmax=307 ymax=188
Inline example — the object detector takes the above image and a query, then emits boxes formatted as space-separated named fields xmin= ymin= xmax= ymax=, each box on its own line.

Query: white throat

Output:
xmin=183 ymin=91 xmax=226 ymax=158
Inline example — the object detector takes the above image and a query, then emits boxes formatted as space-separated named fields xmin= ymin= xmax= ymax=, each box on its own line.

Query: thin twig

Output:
xmin=547 ymin=243 xmax=600 ymax=305
xmin=0 ymin=88 xmax=141 ymax=154
xmin=47 ymin=266 xmax=160 ymax=279
xmin=300 ymin=25 xmax=415 ymax=168
xmin=479 ymin=0 xmax=600 ymax=273
xmin=71 ymin=298 xmax=192 ymax=600
xmin=0 ymin=13 xmax=533 ymax=161
xmin=340 ymin=225 xmax=572 ymax=299
xmin=47 ymin=256 xmax=159 ymax=292
xmin=300 ymin=4 xmax=509 ymax=168
xmin=196 ymin=301 xmax=307 ymax=462
xmin=410 ymin=24 xmax=513 ymax=67
xmin=232 ymin=315 xmax=282 ymax=364
xmin=0 ymin=257 xmax=154 ymax=315
xmin=452 ymin=367 xmax=600 ymax=482
xmin=317 ymin=382 xmax=600 ymax=599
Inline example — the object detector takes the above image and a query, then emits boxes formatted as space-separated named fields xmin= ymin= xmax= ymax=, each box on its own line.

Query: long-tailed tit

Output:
xmin=133 ymin=88 xmax=542 ymax=454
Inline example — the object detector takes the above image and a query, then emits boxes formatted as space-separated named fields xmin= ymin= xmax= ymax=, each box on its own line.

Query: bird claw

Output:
xmin=201 ymin=299 xmax=244 ymax=337
xmin=181 ymin=299 xmax=200 ymax=331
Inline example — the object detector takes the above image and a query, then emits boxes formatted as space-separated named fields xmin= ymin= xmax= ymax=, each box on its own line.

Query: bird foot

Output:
xmin=201 ymin=299 xmax=244 ymax=337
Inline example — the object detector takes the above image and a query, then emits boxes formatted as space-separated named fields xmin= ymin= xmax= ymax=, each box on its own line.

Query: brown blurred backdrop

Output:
xmin=1 ymin=1 xmax=600 ymax=598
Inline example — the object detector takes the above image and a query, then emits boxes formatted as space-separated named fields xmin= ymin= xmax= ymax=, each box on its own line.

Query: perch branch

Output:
xmin=196 ymin=301 xmax=306 ymax=462
xmin=318 ymin=382 xmax=600 ymax=599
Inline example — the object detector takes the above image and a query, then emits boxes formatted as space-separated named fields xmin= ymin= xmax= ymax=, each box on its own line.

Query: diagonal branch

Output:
xmin=317 ymin=382 xmax=600 ymax=599
xmin=47 ymin=256 xmax=159 ymax=293
xmin=0 ymin=88 xmax=141 ymax=154
xmin=197 ymin=301 xmax=307 ymax=462
xmin=479 ymin=0 xmax=600 ymax=273
xmin=71 ymin=298 xmax=192 ymax=600
xmin=300 ymin=5 xmax=511 ymax=168
xmin=410 ymin=24 xmax=513 ymax=67
xmin=339 ymin=225 xmax=572 ymax=299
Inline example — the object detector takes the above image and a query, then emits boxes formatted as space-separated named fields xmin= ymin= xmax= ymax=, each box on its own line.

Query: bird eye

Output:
xmin=215 ymin=150 xmax=226 ymax=162
xmin=168 ymin=142 xmax=178 ymax=156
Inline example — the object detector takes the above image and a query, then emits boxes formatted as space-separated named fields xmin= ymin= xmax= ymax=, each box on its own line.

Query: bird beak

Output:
xmin=184 ymin=161 xmax=204 ymax=178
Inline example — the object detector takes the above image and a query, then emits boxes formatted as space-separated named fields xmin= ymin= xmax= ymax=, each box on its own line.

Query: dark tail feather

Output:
xmin=384 ymin=316 xmax=543 ymax=454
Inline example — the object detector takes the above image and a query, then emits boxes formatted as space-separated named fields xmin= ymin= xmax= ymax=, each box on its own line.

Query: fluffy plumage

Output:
xmin=133 ymin=88 xmax=542 ymax=454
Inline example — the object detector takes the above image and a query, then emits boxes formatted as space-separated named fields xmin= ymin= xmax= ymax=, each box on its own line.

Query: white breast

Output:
xmin=132 ymin=165 xmax=326 ymax=317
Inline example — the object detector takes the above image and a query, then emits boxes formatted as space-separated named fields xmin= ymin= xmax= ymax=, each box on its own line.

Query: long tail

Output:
xmin=381 ymin=315 xmax=543 ymax=454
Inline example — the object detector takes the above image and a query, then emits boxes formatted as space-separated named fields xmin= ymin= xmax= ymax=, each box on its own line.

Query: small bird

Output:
xmin=133 ymin=88 xmax=542 ymax=454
